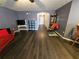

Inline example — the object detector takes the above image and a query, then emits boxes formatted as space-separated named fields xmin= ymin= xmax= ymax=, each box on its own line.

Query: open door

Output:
xmin=39 ymin=15 xmax=45 ymax=25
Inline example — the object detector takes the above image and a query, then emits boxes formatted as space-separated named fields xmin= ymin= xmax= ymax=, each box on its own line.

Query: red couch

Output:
xmin=0 ymin=29 xmax=14 ymax=52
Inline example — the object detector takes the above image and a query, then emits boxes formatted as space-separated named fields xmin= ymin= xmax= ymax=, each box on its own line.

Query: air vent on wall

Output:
xmin=29 ymin=0 xmax=34 ymax=3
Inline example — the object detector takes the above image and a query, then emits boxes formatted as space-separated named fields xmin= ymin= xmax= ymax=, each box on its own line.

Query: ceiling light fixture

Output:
xmin=29 ymin=0 xmax=34 ymax=3
xmin=14 ymin=0 xmax=18 ymax=1
xmin=26 ymin=12 xmax=29 ymax=15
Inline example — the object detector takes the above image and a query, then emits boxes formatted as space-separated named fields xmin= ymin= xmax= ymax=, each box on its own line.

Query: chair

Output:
xmin=72 ymin=24 xmax=79 ymax=45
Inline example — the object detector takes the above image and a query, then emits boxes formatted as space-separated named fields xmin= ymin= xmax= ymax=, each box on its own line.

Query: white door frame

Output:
xmin=39 ymin=15 xmax=45 ymax=25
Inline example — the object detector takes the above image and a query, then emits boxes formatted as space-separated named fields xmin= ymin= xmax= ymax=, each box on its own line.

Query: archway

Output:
xmin=37 ymin=12 xmax=50 ymax=29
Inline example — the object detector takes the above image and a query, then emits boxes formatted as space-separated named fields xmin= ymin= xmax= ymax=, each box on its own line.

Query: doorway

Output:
xmin=37 ymin=12 xmax=50 ymax=29
xmin=39 ymin=15 xmax=45 ymax=25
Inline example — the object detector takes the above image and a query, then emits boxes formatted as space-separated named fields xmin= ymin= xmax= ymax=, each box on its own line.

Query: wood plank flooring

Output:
xmin=0 ymin=25 xmax=79 ymax=59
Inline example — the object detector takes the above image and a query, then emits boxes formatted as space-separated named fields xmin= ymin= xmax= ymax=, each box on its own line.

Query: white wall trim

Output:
xmin=55 ymin=31 xmax=79 ymax=44
xmin=55 ymin=31 xmax=72 ymax=41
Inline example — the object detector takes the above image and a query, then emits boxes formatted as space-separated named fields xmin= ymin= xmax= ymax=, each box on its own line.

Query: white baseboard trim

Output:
xmin=55 ymin=31 xmax=73 ymax=41
xmin=55 ymin=31 xmax=79 ymax=44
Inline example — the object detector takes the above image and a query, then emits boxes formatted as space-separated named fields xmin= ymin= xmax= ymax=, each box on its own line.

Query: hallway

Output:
xmin=0 ymin=26 xmax=79 ymax=59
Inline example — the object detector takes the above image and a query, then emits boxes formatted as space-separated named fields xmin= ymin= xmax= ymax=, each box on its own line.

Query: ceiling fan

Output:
xmin=14 ymin=0 xmax=34 ymax=3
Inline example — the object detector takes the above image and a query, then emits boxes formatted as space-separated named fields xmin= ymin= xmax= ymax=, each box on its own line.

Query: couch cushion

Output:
xmin=0 ymin=34 xmax=14 ymax=52
xmin=0 ymin=29 xmax=9 ymax=37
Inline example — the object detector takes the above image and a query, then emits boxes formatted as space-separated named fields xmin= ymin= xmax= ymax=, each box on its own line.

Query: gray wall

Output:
xmin=0 ymin=7 xmax=17 ymax=30
xmin=16 ymin=11 xmax=40 ymax=21
xmin=16 ymin=11 xmax=55 ymax=30
xmin=16 ymin=11 xmax=55 ymax=20
xmin=56 ymin=2 xmax=72 ymax=36
xmin=64 ymin=0 xmax=79 ymax=38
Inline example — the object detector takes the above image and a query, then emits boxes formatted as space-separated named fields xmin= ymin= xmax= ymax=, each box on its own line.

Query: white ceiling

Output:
xmin=0 ymin=0 xmax=72 ymax=11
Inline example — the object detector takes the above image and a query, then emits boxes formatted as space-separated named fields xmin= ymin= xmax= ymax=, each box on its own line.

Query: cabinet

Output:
xmin=18 ymin=25 xmax=27 ymax=31
xmin=28 ymin=20 xmax=35 ymax=30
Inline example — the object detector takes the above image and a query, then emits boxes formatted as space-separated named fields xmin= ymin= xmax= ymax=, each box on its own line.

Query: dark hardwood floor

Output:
xmin=0 ymin=25 xmax=79 ymax=59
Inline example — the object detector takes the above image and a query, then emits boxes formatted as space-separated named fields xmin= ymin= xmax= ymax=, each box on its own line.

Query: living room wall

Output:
xmin=16 ymin=10 xmax=55 ymax=30
xmin=56 ymin=1 xmax=72 ymax=36
xmin=0 ymin=7 xmax=17 ymax=30
xmin=64 ymin=0 xmax=79 ymax=38
xmin=16 ymin=11 xmax=55 ymax=20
